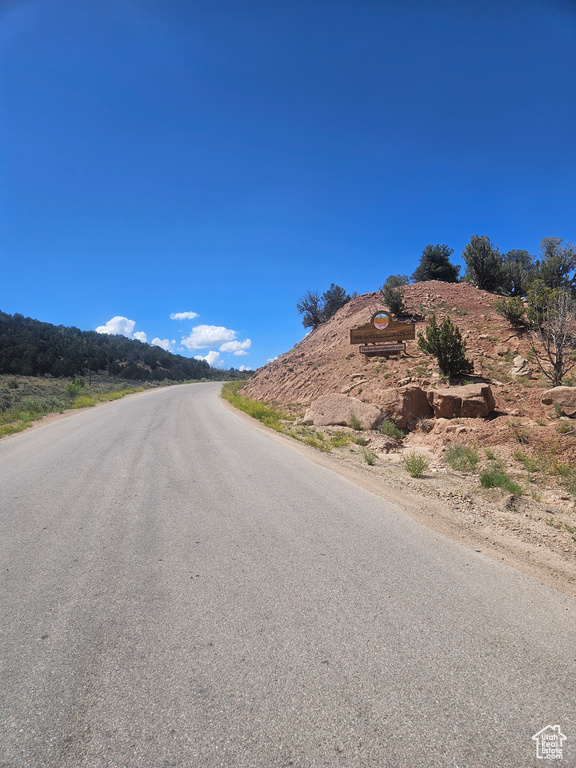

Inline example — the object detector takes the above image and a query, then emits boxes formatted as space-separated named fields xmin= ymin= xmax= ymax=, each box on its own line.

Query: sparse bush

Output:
xmin=330 ymin=433 xmax=350 ymax=447
xmin=445 ymin=444 xmax=479 ymax=473
xmin=493 ymin=297 xmax=526 ymax=326
xmin=402 ymin=451 xmax=429 ymax=478
xmin=66 ymin=378 xmax=86 ymax=398
xmin=379 ymin=419 xmax=404 ymax=439
xmin=303 ymin=436 xmax=331 ymax=452
xmin=362 ymin=448 xmax=377 ymax=465
xmin=349 ymin=413 xmax=362 ymax=431
xmin=480 ymin=463 xmax=522 ymax=496
xmin=354 ymin=436 xmax=369 ymax=446
xmin=71 ymin=396 xmax=97 ymax=408
xmin=7 ymin=379 xmax=19 ymax=389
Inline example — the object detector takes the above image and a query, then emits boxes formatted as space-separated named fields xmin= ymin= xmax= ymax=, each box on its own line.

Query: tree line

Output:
xmin=298 ymin=236 xmax=575 ymax=329
xmin=0 ymin=312 xmax=245 ymax=381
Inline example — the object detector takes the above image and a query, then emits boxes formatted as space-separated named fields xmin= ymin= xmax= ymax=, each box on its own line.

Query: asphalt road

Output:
xmin=0 ymin=382 xmax=575 ymax=767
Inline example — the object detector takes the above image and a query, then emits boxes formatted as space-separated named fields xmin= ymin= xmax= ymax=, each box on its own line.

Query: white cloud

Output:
xmin=133 ymin=331 xmax=148 ymax=343
xmin=95 ymin=316 xmax=136 ymax=337
xmin=219 ymin=339 xmax=251 ymax=354
xmin=232 ymin=350 xmax=248 ymax=356
xmin=267 ymin=356 xmax=279 ymax=362
xmin=151 ymin=338 xmax=176 ymax=352
xmin=194 ymin=350 xmax=220 ymax=366
xmin=170 ymin=311 xmax=199 ymax=321
xmin=239 ymin=365 xmax=252 ymax=372
xmin=182 ymin=325 xmax=236 ymax=350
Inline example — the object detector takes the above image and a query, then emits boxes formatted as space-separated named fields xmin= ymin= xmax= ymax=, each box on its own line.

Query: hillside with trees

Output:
xmin=0 ymin=311 xmax=244 ymax=381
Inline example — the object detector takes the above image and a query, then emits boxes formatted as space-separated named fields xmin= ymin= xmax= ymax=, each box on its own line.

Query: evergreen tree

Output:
xmin=462 ymin=235 xmax=506 ymax=293
xmin=417 ymin=313 xmax=473 ymax=378
xmin=502 ymin=249 xmax=535 ymax=296
xmin=381 ymin=275 xmax=409 ymax=315
xmin=297 ymin=284 xmax=353 ymax=328
xmin=412 ymin=244 xmax=460 ymax=283
xmin=535 ymin=237 xmax=576 ymax=291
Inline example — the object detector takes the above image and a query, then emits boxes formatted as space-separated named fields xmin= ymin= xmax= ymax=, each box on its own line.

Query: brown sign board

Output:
xmin=350 ymin=321 xmax=415 ymax=345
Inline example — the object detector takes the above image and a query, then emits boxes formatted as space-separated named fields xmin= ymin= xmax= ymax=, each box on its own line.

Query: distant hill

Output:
xmin=0 ymin=311 xmax=245 ymax=382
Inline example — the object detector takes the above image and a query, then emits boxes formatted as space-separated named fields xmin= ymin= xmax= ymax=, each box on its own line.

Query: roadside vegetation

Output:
xmin=222 ymin=381 xmax=354 ymax=454
xmin=0 ymin=374 xmax=193 ymax=439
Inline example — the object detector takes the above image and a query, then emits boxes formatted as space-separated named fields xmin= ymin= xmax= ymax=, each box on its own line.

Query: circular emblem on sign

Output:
xmin=372 ymin=312 xmax=390 ymax=330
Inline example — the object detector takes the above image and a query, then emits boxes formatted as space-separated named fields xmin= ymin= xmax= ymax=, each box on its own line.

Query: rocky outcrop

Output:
xmin=509 ymin=355 xmax=531 ymax=379
xmin=427 ymin=384 xmax=495 ymax=419
xmin=541 ymin=387 xmax=576 ymax=417
xmin=303 ymin=394 xmax=382 ymax=430
xmin=375 ymin=385 xmax=432 ymax=429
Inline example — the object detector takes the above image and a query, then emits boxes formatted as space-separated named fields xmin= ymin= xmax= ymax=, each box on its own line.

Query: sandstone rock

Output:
xmin=375 ymin=386 xmax=433 ymax=429
xmin=427 ymin=384 xmax=495 ymax=419
xmin=541 ymin=387 xmax=576 ymax=417
xmin=302 ymin=394 xmax=382 ymax=430
xmin=509 ymin=355 xmax=531 ymax=379
xmin=495 ymin=344 xmax=510 ymax=356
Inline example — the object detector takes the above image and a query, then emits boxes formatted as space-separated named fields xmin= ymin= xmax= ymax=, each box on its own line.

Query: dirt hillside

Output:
xmin=244 ymin=280 xmax=576 ymax=464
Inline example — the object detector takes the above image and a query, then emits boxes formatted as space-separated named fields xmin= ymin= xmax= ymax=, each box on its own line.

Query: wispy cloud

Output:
xmin=194 ymin=350 xmax=220 ymax=366
xmin=181 ymin=325 xmax=236 ymax=350
xmin=170 ymin=311 xmax=199 ymax=321
xmin=95 ymin=316 xmax=136 ymax=337
xmin=151 ymin=337 xmax=176 ymax=352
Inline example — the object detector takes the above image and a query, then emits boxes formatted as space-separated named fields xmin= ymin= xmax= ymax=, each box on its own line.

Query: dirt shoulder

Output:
xmin=222 ymin=397 xmax=576 ymax=598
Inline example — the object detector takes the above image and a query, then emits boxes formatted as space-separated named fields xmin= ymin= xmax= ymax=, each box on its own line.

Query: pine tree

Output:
xmin=412 ymin=244 xmax=460 ymax=283
xmin=417 ymin=314 xmax=473 ymax=378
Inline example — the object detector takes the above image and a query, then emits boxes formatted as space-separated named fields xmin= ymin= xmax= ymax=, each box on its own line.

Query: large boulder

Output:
xmin=303 ymin=394 xmax=382 ymax=430
xmin=541 ymin=387 xmax=576 ymax=417
xmin=427 ymin=384 xmax=495 ymax=419
xmin=376 ymin=386 xmax=433 ymax=429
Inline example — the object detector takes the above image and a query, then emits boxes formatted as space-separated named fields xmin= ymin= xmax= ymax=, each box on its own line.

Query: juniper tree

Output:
xmin=417 ymin=313 xmax=473 ymax=379
xmin=412 ymin=244 xmax=460 ymax=283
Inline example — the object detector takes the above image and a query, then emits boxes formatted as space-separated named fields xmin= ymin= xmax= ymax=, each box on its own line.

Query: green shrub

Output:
xmin=445 ymin=443 xmax=479 ymax=473
xmin=362 ymin=448 xmax=377 ymax=465
xmin=493 ymin=296 xmax=526 ymax=326
xmin=349 ymin=413 xmax=362 ymax=431
xmin=66 ymin=378 xmax=86 ymax=398
xmin=402 ymin=451 xmax=429 ymax=477
xmin=303 ymin=436 xmax=331 ymax=452
xmin=329 ymin=433 xmax=350 ymax=447
xmin=7 ymin=379 xmax=19 ymax=389
xmin=379 ymin=419 xmax=404 ymax=439
xmin=480 ymin=464 xmax=522 ymax=496
xmin=72 ymin=395 xmax=97 ymax=408
xmin=354 ymin=436 xmax=369 ymax=446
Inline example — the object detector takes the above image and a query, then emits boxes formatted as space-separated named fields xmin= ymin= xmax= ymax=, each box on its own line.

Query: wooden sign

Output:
xmin=350 ymin=311 xmax=415 ymax=345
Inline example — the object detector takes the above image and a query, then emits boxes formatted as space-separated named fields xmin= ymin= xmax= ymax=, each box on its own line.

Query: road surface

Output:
xmin=0 ymin=382 xmax=575 ymax=767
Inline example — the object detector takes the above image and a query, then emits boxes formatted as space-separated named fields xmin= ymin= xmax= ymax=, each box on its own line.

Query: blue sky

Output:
xmin=1 ymin=0 xmax=575 ymax=370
